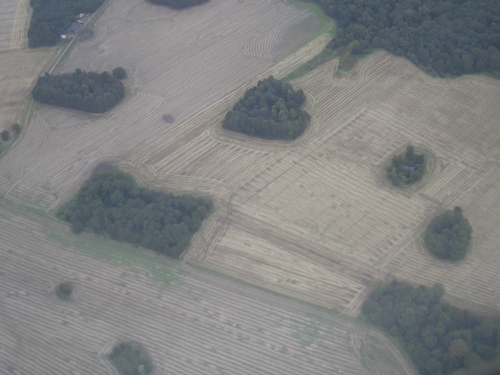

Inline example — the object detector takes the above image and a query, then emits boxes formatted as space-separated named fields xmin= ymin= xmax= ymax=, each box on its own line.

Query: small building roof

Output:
xmin=67 ymin=22 xmax=82 ymax=34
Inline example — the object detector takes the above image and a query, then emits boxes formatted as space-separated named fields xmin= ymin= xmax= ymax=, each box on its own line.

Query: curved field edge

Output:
xmin=121 ymin=49 xmax=500 ymax=320
xmin=0 ymin=196 xmax=417 ymax=375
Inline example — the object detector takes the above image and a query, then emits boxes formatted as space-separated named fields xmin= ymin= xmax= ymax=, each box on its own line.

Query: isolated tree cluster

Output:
xmin=425 ymin=207 xmax=472 ymax=261
xmin=317 ymin=0 xmax=500 ymax=76
xmin=222 ymin=76 xmax=310 ymax=140
xmin=149 ymin=0 xmax=208 ymax=8
xmin=32 ymin=68 xmax=126 ymax=113
xmin=109 ymin=342 xmax=153 ymax=375
xmin=55 ymin=283 xmax=73 ymax=300
xmin=1 ymin=124 xmax=21 ymax=143
xmin=387 ymin=145 xmax=425 ymax=186
xmin=28 ymin=0 xmax=104 ymax=47
xmin=363 ymin=281 xmax=500 ymax=375
xmin=57 ymin=170 xmax=211 ymax=258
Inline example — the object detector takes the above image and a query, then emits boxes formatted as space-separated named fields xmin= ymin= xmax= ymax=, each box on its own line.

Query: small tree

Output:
xmin=1 ymin=130 xmax=10 ymax=141
xmin=56 ymin=283 xmax=73 ymax=300
xmin=11 ymin=123 xmax=20 ymax=135
xmin=406 ymin=145 xmax=414 ymax=156
xmin=112 ymin=67 xmax=126 ymax=80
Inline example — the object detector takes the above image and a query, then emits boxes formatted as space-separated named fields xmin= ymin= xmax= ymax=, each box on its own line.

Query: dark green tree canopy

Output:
xmin=363 ymin=280 xmax=499 ymax=375
xmin=425 ymin=206 xmax=472 ymax=260
xmin=149 ymin=0 xmax=208 ymax=9
xmin=109 ymin=342 xmax=153 ymax=375
xmin=28 ymin=0 xmax=104 ymax=47
xmin=222 ymin=76 xmax=310 ymax=140
xmin=387 ymin=145 xmax=426 ymax=186
xmin=56 ymin=169 xmax=212 ymax=259
xmin=113 ymin=67 xmax=127 ymax=80
xmin=1 ymin=130 xmax=10 ymax=142
xmin=32 ymin=69 xmax=126 ymax=113
xmin=56 ymin=283 xmax=73 ymax=300
xmin=316 ymin=0 xmax=500 ymax=76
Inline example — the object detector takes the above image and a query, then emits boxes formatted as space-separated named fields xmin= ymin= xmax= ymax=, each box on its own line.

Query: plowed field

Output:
xmin=123 ymin=52 xmax=500 ymax=317
xmin=0 ymin=199 xmax=416 ymax=375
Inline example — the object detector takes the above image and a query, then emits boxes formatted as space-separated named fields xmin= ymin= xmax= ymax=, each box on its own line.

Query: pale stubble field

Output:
xmin=0 ymin=0 xmax=57 ymax=133
xmin=123 ymin=52 xmax=500 ymax=317
xmin=1 ymin=0 xmax=500 ymax=372
xmin=0 ymin=199 xmax=417 ymax=375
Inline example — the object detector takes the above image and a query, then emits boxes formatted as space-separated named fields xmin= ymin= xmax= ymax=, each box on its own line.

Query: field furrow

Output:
xmin=0 ymin=201 xmax=416 ymax=375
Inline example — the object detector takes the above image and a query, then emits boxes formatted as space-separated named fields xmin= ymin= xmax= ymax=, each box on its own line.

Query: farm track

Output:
xmin=123 ymin=50 xmax=500 ymax=317
xmin=0 ymin=200 xmax=417 ymax=375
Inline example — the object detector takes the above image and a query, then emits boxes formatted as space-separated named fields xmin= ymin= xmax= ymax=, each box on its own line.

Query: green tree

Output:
xmin=449 ymin=339 xmax=469 ymax=360
xmin=112 ymin=67 xmax=126 ymax=80
xmin=1 ymin=130 xmax=10 ymax=141
xmin=11 ymin=123 xmax=20 ymax=135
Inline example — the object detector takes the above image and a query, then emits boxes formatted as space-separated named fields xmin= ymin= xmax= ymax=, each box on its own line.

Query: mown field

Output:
xmin=0 ymin=0 xmax=56 ymax=133
xmin=0 ymin=0 xmax=30 ymax=50
xmin=0 ymin=0 xmax=325 ymax=208
xmin=122 ymin=51 xmax=500 ymax=317
xmin=0 ymin=198 xmax=416 ymax=375
xmin=1 ymin=0 xmax=500 ymax=372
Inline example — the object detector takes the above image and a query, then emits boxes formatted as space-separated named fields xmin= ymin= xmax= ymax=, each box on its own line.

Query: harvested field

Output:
xmin=122 ymin=51 xmax=500 ymax=317
xmin=0 ymin=199 xmax=417 ymax=375
xmin=0 ymin=0 xmax=325 ymax=208
xmin=0 ymin=0 xmax=31 ymax=51
xmin=0 ymin=0 xmax=56 ymax=133
xmin=0 ymin=0 xmax=20 ymax=50
xmin=0 ymin=48 xmax=58 ymax=133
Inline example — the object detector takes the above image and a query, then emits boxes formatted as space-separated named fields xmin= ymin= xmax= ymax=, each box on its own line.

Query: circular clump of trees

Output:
xmin=56 ymin=283 xmax=73 ymax=300
xmin=424 ymin=206 xmax=472 ymax=261
xmin=387 ymin=145 xmax=426 ymax=186
xmin=109 ymin=342 xmax=153 ymax=375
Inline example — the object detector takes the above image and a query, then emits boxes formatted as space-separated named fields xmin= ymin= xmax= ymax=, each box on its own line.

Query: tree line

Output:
xmin=425 ymin=206 xmax=472 ymax=261
xmin=363 ymin=281 xmax=499 ymax=375
xmin=56 ymin=169 xmax=212 ymax=259
xmin=32 ymin=68 xmax=126 ymax=113
xmin=315 ymin=0 xmax=500 ymax=76
xmin=149 ymin=0 xmax=208 ymax=8
xmin=222 ymin=76 xmax=310 ymax=140
xmin=28 ymin=0 xmax=104 ymax=48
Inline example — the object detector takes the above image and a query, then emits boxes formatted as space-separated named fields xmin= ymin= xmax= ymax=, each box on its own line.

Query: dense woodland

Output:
xmin=222 ymin=76 xmax=310 ymax=140
xmin=28 ymin=0 xmax=104 ymax=47
xmin=387 ymin=145 xmax=426 ymax=186
xmin=109 ymin=342 xmax=153 ymax=375
xmin=363 ymin=281 xmax=500 ymax=375
xmin=425 ymin=207 xmax=472 ymax=260
xmin=57 ymin=170 xmax=212 ymax=259
xmin=315 ymin=0 xmax=500 ymax=76
xmin=149 ymin=0 xmax=208 ymax=8
xmin=32 ymin=69 xmax=126 ymax=113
